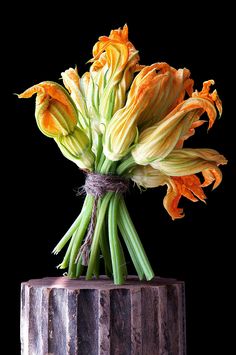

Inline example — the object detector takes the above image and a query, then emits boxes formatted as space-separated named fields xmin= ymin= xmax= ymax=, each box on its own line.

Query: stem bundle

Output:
xmin=53 ymin=157 xmax=154 ymax=285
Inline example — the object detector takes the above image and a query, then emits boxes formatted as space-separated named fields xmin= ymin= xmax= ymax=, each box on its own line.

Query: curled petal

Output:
xmin=175 ymin=175 xmax=206 ymax=202
xmin=179 ymin=96 xmax=217 ymax=130
xmin=192 ymin=80 xmax=222 ymax=123
xmin=19 ymin=81 xmax=74 ymax=111
xmin=164 ymin=175 xmax=207 ymax=220
xmin=164 ymin=179 xmax=184 ymax=219
xmin=211 ymin=90 xmax=222 ymax=117
xmin=201 ymin=167 xmax=223 ymax=189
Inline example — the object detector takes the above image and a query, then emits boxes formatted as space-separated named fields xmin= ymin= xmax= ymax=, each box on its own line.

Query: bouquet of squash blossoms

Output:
xmin=19 ymin=25 xmax=227 ymax=284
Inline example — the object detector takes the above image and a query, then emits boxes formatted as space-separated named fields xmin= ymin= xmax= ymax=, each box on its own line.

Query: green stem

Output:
xmin=100 ymin=157 xmax=114 ymax=174
xmin=119 ymin=196 xmax=154 ymax=281
xmin=99 ymin=219 xmax=113 ymax=277
xmin=95 ymin=133 xmax=103 ymax=170
xmin=97 ymin=151 xmax=106 ymax=172
xmin=75 ymin=255 xmax=84 ymax=278
xmin=116 ymin=155 xmax=136 ymax=176
xmin=68 ymin=195 xmax=94 ymax=278
xmin=118 ymin=215 xmax=144 ymax=280
xmin=118 ymin=235 xmax=128 ymax=278
xmin=108 ymin=194 xmax=125 ymax=285
xmin=86 ymin=192 xmax=113 ymax=280
xmin=109 ymin=161 xmax=118 ymax=174
xmin=58 ymin=230 xmax=77 ymax=269
xmin=93 ymin=244 xmax=100 ymax=278
xmin=52 ymin=195 xmax=89 ymax=254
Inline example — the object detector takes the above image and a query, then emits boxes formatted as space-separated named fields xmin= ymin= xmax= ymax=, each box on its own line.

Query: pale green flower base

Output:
xmin=53 ymin=154 xmax=154 ymax=285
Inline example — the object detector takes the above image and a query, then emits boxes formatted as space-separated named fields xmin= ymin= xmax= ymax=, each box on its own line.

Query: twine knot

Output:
xmin=76 ymin=173 xmax=129 ymax=265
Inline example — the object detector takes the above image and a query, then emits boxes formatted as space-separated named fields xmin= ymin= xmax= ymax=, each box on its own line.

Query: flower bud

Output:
xmin=56 ymin=127 xmax=94 ymax=171
xmin=61 ymin=68 xmax=90 ymax=130
xmin=18 ymin=81 xmax=78 ymax=138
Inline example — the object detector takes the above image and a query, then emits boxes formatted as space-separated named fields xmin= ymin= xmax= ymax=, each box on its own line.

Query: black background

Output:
xmin=3 ymin=3 xmax=235 ymax=354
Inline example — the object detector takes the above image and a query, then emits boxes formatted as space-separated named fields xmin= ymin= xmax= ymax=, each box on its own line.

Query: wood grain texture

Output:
xmin=21 ymin=276 xmax=186 ymax=355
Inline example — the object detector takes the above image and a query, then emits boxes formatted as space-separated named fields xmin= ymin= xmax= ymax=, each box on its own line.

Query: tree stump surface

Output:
xmin=21 ymin=276 xmax=186 ymax=355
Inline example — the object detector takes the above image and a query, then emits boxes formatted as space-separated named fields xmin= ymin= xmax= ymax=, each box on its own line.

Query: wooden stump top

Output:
xmin=22 ymin=275 xmax=183 ymax=290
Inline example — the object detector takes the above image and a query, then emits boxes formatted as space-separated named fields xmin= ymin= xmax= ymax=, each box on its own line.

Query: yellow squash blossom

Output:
xmin=131 ymin=147 xmax=227 ymax=219
xmin=132 ymin=81 xmax=221 ymax=165
xmin=104 ymin=63 xmax=193 ymax=161
xmin=18 ymin=81 xmax=78 ymax=137
xmin=18 ymin=81 xmax=94 ymax=170
xmin=87 ymin=24 xmax=140 ymax=130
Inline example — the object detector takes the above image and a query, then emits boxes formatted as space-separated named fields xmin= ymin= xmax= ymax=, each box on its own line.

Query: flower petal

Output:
xmin=164 ymin=175 xmax=207 ymax=219
xmin=151 ymin=148 xmax=227 ymax=175
xmin=201 ymin=167 xmax=223 ymax=189
xmin=132 ymin=93 xmax=219 ymax=165
xmin=192 ymin=80 xmax=222 ymax=124
xmin=61 ymin=68 xmax=89 ymax=129
xmin=131 ymin=165 xmax=167 ymax=188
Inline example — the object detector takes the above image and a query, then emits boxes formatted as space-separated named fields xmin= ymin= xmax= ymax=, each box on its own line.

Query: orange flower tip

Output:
xmin=87 ymin=57 xmax=94 ymax=64
xmin=191 ymin=197 xmax=199 ymax=203
xmin=171 ymin=210 xmax=185 ymax=220
xmin=197 ymin=120 xmax=207 ymax=128
xmin=193 ymin=80 xmax=222 ymax=127
xmin=212 ymin=178 xmax=222 ymax=190
xmin=219 ymin=156 xmax=228 ymax=166
xmin=135 ymin=64 xmax=145 ymax=72
xmin=17 ymin=91 xmax=30 ymax=99
xmin=17 ymin=81 xmax=58 ymax=100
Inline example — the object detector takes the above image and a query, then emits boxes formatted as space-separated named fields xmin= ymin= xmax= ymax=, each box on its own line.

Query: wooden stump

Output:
xmin=21 ymin=276 xmax=186 ymax=355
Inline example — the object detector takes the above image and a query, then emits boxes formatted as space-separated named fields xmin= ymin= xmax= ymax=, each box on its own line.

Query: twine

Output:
xmin=76 ymin=173 xmax=129 ymax=266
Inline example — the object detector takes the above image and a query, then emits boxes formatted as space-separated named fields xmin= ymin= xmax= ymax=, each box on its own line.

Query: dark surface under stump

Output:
xmin=21 ymin=276 xmax=186 ymax=355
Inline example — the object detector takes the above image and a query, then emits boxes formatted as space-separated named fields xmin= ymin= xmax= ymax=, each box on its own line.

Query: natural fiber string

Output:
xmin=76 ymin=173 xmax=129 ymax=265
